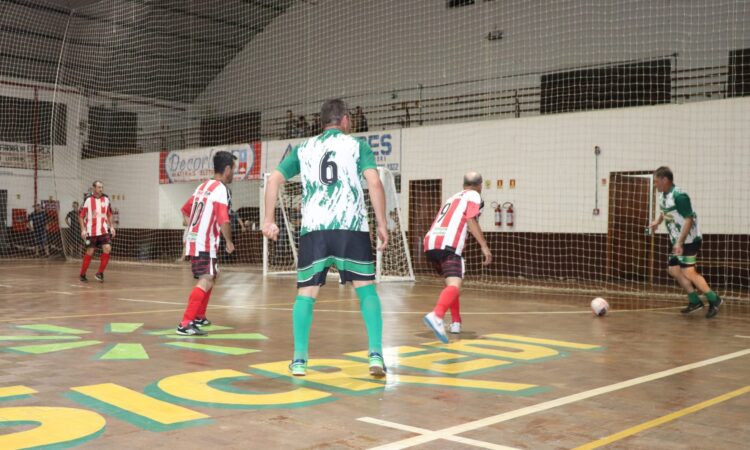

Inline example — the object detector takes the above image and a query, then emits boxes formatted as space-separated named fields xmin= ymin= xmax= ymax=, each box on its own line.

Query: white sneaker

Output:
xmin=423 ymin=312 xmax=449 ymax=343
xmin=449 ymin=322 xmax=461 ymax=334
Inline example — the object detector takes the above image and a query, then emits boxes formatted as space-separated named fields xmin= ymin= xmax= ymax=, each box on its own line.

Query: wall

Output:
xmin=0 ymin=76 xmax=84 ymax=225
xmin=401 ymin=97 xmax=750 ymax=234
xmin=198 ymin=0 xmax=750 ymax=118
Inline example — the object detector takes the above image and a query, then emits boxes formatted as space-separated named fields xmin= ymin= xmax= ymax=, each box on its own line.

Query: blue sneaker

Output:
xmin=289 ymin=359 xmax=307 ymax=376
xmin=368 ymin=352 xmax=386 ymax=377
xmin=423 ymin=312 xmax=449 ymax=343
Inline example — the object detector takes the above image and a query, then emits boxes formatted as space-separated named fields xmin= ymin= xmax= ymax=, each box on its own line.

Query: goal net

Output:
xmin=0 ymin=0 xmax=747 ymax=300
xmin=262 ymin=167 xmax=415 ymax=282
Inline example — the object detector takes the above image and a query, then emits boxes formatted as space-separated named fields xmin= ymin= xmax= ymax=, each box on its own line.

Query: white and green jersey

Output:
xmin=658 ymin=185 xmax=701 ymax=245
xmin=277 ymin=128 xmax=377 ymax=236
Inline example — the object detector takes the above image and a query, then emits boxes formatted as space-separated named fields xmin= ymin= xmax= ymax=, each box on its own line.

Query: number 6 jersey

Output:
xmin=181 ymin=180 xmax=231 ymax=258
xmin=277 ymin=128 xmax=377 ymax=237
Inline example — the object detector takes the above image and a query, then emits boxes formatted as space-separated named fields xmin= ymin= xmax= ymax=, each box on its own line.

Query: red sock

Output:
xmin=449 ymin=294 xmax=461 ymax=323
xmin=97 ymin=253 xmax=110 ymax=274
xmin=181 ymin=287 xmax=207 ymax=327
xmin=433 ymin=286 xmax=459 ymax=319
xmin=196 ymin=288 xmax=212 ymax=318
xmin=80 ymin=254 xmax=92 ymax=276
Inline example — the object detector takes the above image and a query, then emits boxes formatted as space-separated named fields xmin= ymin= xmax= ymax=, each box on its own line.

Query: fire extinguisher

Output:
xmin=503 ymin=202 xmax=514 ymax=228
xmin=491 ymin=202 xmax=502 ymax=227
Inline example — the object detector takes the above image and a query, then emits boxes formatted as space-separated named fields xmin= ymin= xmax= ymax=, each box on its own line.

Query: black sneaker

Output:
xmin=95 ymin=273 xmax=104 ymax=282
xmin=176 ymin=323 xmax=206 ymax=336
xmin=706 ymin=297 xmax=723 ymax=319
xmin=79 ymin=275 xmax=88 ymax=282
xmin=193 ymin=317 xmax=211 ymax=327
xmin=681 ymin=302 xmax=704 ymax=314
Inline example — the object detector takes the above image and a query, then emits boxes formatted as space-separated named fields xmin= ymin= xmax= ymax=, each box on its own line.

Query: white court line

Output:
xmin=736 ymin=335 xmax=750 ymax=339
xmin=117 ymin=298 xmax=231 ymax=308
xmin=358 ymin=417 xmax=520 ymax=450
xmin=362 ymin=348 xmax=750 ymax=450
xmin=47 ymin=291 xmax=73 ymax=295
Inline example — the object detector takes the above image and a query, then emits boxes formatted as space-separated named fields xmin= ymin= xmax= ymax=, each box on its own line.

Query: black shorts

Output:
xmin=86 ymin=233 xmax=112 ymax=249
xmin=191 ymin=252 xmax=218 ymax=279
xmin=668 ymin=241 xmax=701 ymax=268
xmin=426 ymin=249 xmax=465 ymax=279
xmin=297 ymin=230 xmax=375 ymax=288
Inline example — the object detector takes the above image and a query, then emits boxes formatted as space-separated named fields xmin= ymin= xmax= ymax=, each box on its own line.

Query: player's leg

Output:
xmin=290 ymin=231 xmax=330 ymax=376
xmin=195 ymin=260 xmax=220 ymax=327
xmin=424 ymin=251 xmax=462 ymax=343
xmin=177 ymin=253 xmax=215 ymax=335
xmin=334 ymin=231 xmax=383 ymax=376
xmin=95 ymin=239 xmax=112 ymax=282
xmin=679 ymin=243 xmax=722 ymax=318
xmin=668 ymin=254 xmax=703 ymax=314
xmin=80 ymin=244 xmax=95 ymax=281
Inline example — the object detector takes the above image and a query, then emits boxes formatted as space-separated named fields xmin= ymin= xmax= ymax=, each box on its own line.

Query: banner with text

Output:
xmin=0 ymin=142 xmax=52 ymax=170
xmin=264 ymin=129 xmax=401 ymax=174
xmin=159 ymin=142 xmax=262 ymax=184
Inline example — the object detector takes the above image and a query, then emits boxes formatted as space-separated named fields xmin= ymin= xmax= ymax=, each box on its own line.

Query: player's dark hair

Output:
xmin=92 ymin=180 xmax=103 ymax=187
xmin=654 ymin=166 xmax=673 ymax=182
xmin=214 ymin=151 xmax=237 ymax=174
xmin=321 ymin=99 xmax=349 ymax=126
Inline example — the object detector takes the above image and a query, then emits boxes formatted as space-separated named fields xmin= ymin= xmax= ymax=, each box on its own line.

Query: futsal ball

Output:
xmin=591 ymin=297 xmax=609 ymax=316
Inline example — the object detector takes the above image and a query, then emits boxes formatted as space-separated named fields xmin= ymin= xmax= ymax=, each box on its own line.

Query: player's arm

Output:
xmin=106 ymin=203 xmax=116 ymax=237
xmin=264 ymin=146 xmax=299 ymax=241
xmin=79 ymin=200 xmax=88 ymax=239
xmin=363 ymin=168 xmax=388 ymax=251
xmin=467 ymin=218 xmax=492 ymax=265
xmin=181 ymin=196 xmax=194 ymax=226
xmin=214 ymin=202 xmax=234 ymax=254
xmin=648 ymin=212 xmax=664 ymax=232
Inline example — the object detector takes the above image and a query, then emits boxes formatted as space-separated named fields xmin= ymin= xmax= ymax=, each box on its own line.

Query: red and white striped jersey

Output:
xmin=80 ymin=194 xmax=112 ymax=237
xmin=423 ymin=189 xmax=482 ymax=256
xmin=181 ymin=179 xmax=230 ymax=258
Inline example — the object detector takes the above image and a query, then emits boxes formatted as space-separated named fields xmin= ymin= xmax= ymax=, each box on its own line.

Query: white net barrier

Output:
xmin=0 ymin=0 xmax=747 ymax=300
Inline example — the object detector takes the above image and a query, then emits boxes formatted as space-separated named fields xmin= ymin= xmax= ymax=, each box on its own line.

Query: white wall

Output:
xmin=0 ymin=76 xmax=84 ymax=224
xmin=198 ymin=0 xmax=750 ymax=118
xmin=400 ymin=97 xmax=750 ymax=234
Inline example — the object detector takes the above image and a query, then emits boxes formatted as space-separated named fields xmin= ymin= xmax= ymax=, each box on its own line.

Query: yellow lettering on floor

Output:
xmin=484 ymin=333 xmax=602 ymax=350
xmin=0 ymin=406 xmax=105 ymax=448
xmin=394 ymin=374 xmax=537 ymax=393
xmin=72 ymin=383 xmax=209 ymax=425
xmin=0 ymin=385 xmax=37 ymax=398
xmin=157 ymin=369 xmax=331 ymax=406
xmin=251 ymin=359 xmax=383 ymax=393
xmin=345 ymin=346 xmax=510 ymax=375
xmin=428 ymin=339 xmax=559 ymax=361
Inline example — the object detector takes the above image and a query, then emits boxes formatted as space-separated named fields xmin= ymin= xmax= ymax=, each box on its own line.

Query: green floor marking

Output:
xmin=163 ymin=342 xmax=260 ymax=356
xmin=164 ymin=333 xmax=268 ymax=341
xmin=106 ymin=323 xmax=144 ymax=333
xmin=147 ymin=325 xmax=233 ymax=335
xmin=4 ymin=340 xmax=102 ymax=354
xmin=16 ymin=324 xmax=91 ymax=334
xmin=0 ymin=335 xmax=81 ymax=341
xmin=98 ymin=343 xmax=149 ymax=360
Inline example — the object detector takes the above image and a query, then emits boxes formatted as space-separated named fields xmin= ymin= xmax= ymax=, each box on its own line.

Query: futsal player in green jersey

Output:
xmin=649 ymin=166 xmax=723 ymax=318
xmin=263 ymin=99 xmax=388 ymax=376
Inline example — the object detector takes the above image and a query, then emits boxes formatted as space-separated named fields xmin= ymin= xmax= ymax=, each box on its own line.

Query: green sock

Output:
xmin=704 ymin=290 xmax=719 ymax=304
xmin=687 ymin=291 xmax=701 ymax=305
xmin=355 ymin=284 xmax=383 ymax=355
xmin=292 ymin=295 xmax=315 ymax=361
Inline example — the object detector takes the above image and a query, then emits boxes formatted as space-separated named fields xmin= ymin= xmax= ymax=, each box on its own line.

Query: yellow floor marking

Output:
xmin=572 ymin=385 xmax=750 ymax=449
xmin=71 ymin=383 xmax=209 ymax=424
xmin=0 ymin=385 xmax=37 ymax=398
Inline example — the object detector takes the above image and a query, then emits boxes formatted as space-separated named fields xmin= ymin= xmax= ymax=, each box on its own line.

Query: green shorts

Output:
xmin=668 ymin=241 xmax=701 ymax=268
xmin=297 ymin=230 xmax=375 ymax=287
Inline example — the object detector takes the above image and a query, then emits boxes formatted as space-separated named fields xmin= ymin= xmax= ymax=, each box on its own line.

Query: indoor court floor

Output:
xmin=0 ymin=260 xmax=748 ymax=449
